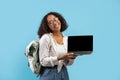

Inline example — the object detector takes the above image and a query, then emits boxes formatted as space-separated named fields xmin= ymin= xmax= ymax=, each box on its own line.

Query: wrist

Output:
xmin=57 ymin=56 xmax=64 ymax=60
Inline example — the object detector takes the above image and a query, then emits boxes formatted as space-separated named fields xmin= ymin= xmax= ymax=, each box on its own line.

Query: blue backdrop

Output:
xmin=0 ymin=0 xmax=120 ymax=80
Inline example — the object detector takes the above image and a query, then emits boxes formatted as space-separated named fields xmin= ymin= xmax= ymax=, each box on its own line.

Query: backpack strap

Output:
xmin=47 ymin=34 xmax=52 ymax=49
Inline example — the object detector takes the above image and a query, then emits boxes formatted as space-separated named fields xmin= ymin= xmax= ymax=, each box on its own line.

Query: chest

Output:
xmin=50 ymin=36 xmax=67 ymax=56
xmin=54 ymin=36 xmax=63 ymax=45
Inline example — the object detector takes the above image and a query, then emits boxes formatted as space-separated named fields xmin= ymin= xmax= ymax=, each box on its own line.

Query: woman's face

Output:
xmin=47 ymin=14 xmax=61 ymax=32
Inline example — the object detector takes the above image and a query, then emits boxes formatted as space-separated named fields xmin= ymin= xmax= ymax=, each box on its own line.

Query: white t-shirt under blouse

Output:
xmin=39 ymin=33 xmax=74 ymax=72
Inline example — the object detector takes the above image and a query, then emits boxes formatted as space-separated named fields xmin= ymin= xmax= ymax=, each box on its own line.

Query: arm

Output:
xmin=39 ymin=34 xmax=58 ymax=67
xmin=58 ymin=53 xmax=77 ymax=66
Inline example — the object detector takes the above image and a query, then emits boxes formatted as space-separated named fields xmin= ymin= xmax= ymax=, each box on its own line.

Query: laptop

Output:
xmin=68 ymin=35 xmax=93 ymax=55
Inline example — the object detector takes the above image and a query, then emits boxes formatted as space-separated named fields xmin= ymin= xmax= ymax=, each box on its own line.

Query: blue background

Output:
xmin=0 ymin=0 xmax=120 ymax=80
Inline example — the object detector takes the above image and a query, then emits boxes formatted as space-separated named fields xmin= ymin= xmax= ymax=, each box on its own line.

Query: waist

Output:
xmin=42 ymin=65 xmax=58 ymax=69
xmin=42 ymin=64 xmax=66 ymax=69
xmin=40 ymin=65 xmax=67 ymax=75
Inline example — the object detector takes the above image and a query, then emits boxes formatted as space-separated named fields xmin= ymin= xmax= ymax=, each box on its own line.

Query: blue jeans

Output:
xmin=40 ymin=65 xmax=69 ymax=80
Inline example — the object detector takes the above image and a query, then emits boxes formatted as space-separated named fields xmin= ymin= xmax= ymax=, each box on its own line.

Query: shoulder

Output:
xmin=41 ymin=33 xmax=50 ymax=39
xmin=39 ymin=33 xmax=51 ymax=42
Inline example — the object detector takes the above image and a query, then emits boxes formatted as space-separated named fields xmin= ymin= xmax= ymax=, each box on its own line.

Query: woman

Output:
xmin=37 ymin=12 xmax=77 ymax=80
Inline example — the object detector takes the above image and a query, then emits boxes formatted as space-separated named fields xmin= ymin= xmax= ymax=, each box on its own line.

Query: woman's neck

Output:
xmin=52 ymin=32 xmax=63 ymax=37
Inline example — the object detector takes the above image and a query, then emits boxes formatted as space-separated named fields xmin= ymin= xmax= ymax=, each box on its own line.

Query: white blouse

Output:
xmin=39 ymin=33 xmax=74 ymax=72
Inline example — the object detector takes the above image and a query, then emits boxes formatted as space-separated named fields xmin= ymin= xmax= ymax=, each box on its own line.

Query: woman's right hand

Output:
xmin=57 ymin=53 xmax=77 ymax=60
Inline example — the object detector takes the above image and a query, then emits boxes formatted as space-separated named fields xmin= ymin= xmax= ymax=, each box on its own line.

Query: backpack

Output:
xmin=25 ymin=34 xmax=52 ymax=77
xmin=25 ymin=40 xmax=41 ymax=77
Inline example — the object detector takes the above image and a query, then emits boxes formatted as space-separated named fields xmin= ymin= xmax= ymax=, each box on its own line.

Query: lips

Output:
xmin=54 ymin=25 xmax=59 ymax=29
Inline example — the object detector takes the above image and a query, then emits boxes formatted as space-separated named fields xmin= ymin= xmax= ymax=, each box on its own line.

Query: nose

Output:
xmin=53 ymin=23 xmax=57 ymax=28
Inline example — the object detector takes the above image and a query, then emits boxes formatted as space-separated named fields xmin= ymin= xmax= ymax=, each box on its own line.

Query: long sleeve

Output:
xmin=39 ymin=34 xmax=58 ymax=67
xmin=39 ymin=33 xmax=75 ymax=72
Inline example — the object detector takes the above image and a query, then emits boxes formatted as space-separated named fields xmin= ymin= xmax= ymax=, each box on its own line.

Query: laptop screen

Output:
xmin=68 ymin=35 xmax=93 ymax=55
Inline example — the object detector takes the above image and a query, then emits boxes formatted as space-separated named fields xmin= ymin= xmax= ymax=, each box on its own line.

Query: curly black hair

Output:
xmin=37 ymin=12 xmax=68 ymax=38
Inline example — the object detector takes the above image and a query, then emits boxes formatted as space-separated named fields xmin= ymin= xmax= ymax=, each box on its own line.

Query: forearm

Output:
xmin=40 ymin=56 xmax=58 ymax=67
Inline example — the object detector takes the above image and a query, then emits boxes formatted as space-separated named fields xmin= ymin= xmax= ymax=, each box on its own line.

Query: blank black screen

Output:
xmin=68 ymin=35 xmax=93 ymax=52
